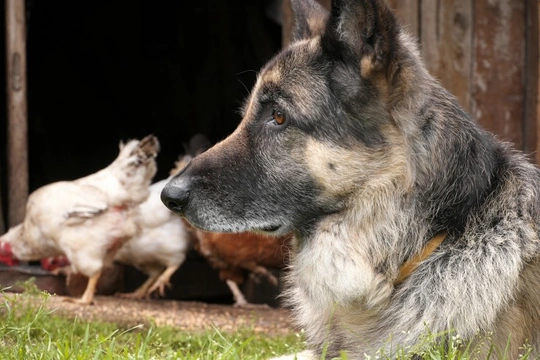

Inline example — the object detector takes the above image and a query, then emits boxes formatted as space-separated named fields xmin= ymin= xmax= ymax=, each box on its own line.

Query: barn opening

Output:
xmin=1 ymin=0 xmax=284 ymax=305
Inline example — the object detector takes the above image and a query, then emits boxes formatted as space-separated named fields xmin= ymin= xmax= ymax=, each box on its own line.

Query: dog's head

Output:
xmin=162 ymin=0 xmax=415 ymax=235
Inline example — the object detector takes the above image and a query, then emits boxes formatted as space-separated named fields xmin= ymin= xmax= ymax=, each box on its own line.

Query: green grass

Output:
xmin=0 ymin=281 xmax=537 ymax=360
xmin=0 ymin=282 xmax=305 ymax=360
xmin=369 ymin=329 xmax=536 ymax=360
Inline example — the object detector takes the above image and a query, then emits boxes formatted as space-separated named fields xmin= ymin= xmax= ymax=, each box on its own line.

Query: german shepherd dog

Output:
xmin=161 ymin=0 xmax=540 ymax=358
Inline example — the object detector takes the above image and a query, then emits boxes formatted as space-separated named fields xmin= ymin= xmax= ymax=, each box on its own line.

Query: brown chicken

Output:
xmin=0 ymin=135 xmax=160 ymax=304
xmin=188 ymin=225 xmax=292 ymax=307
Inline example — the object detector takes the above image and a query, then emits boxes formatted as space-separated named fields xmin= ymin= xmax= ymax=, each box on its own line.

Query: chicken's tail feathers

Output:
xmin=171 ymin=133 xmax=212 ymax=177
xmin=138 ymin=134 xmax=161 ymax=158
xmin=186 ymin=133 xmax=212 ymax=157
xmin=170 ymin=154 xmax=192 ymax=176
xmin=118 ymin=134 xmax=160 ymax=164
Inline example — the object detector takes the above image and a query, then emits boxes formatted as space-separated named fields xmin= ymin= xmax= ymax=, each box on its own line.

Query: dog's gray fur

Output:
xmin=161 ymin=0 xmax=540 ymax=358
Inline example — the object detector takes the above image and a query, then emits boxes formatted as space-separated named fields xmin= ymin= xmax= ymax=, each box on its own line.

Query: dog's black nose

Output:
xmin=161 ymin=180 xmax=190 ymax=214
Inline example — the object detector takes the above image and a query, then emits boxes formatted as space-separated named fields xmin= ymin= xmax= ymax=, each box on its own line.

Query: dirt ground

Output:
xmin=2 ymin=292 xmax=298 ymax=337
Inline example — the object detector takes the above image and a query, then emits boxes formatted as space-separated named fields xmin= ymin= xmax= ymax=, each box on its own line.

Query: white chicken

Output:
xmin=38 ymin=153 xmax=197 ymax=299
xmin=114 ymin=175 xmax=194 ymax=299
xmin=0 ymin=135 xmax=159 ymax=304
xmin=113 ymin=134 xmax=210 ymax=299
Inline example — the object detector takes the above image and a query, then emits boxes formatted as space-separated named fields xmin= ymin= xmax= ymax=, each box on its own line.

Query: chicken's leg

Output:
xmin=243 ymin=263 xmax=279 ymax=286
xmin=147 ymin=264 xmax=180 ymax=297
xmin=117 ymin=271 xmax=160 ymax=299
xmin=64 ymin=270 xmax=101 ymax=305
xmin=226 ymin=279 xmax=249 ymax=307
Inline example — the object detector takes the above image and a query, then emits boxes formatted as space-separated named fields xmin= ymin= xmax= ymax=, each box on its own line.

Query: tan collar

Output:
xmin=394 ymin=233 xmax=446 ymax=286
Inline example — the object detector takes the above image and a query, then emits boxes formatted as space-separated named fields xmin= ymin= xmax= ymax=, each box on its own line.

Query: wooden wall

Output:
xmin=283 ymin=0 xmax=540 ymax=163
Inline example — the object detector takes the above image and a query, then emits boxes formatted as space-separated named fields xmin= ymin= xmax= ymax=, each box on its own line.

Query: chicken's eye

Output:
xmin=272 ymin=109 xmax=286 ymax=125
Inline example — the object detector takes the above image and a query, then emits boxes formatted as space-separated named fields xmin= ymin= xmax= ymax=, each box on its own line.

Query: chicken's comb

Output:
xmin=0 ymin=242 xmax=19 ymax=266
xmin=0 ymin=241 xmax=13 ymax=257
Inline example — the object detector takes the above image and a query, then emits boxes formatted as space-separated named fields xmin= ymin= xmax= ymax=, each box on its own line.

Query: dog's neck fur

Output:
xmin=291 ymin=184 xmax=426 ymax=307
xmin=285 ymin=188 xmax=430 ymax=356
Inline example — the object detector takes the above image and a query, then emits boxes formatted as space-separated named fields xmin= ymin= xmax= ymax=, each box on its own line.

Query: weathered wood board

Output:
xmin=472 ymin=0 xmax=526 ymax=148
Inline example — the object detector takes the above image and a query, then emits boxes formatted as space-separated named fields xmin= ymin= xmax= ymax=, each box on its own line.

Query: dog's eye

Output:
xmin=272 ymin=109 xmax=286 ymax=125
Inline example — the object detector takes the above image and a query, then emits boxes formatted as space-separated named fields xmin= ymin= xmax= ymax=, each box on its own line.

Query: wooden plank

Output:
xmin=534 ymin=0 xmax=540 ymax=164
xmin=6 ymin=0 xmax=28 ymax=226
xmin=0 ymin=164 xmax=4 ymax=234
xmin=385 ymin=0 xmax=419 ymax=39
xmin=525 ymin=0 xmax=539 ymax=161
xmin=420 ymin=0 xmax=473 ymax=113
xmin=472 ymin=0 xmax=526 ymax=148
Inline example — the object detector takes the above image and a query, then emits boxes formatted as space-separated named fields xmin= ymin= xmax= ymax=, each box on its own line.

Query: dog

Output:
xmin=161 ymin=0 xmax=540 ymax=358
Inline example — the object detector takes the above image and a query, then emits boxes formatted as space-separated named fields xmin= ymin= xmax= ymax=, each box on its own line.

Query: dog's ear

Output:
xmin=291 ymin=0 xmax=330 ymax=41
xmin=322 ymin=0 xmax=399 ymax=73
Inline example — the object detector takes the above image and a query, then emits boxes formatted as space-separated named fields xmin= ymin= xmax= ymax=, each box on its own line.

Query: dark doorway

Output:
xmin=1 ymin=0 xmax=284 ymax=304
xmin=24 ymin=0 xmax=282 ymax=189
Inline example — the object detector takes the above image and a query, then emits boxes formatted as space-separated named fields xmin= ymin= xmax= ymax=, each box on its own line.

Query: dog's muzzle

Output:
xmin=161 ymin=178 xmax=191 ymax=214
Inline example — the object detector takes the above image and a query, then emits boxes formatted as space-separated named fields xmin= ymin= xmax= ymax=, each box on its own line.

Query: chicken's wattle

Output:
xmin=41 ymin=255 xmax=70 ymax=272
